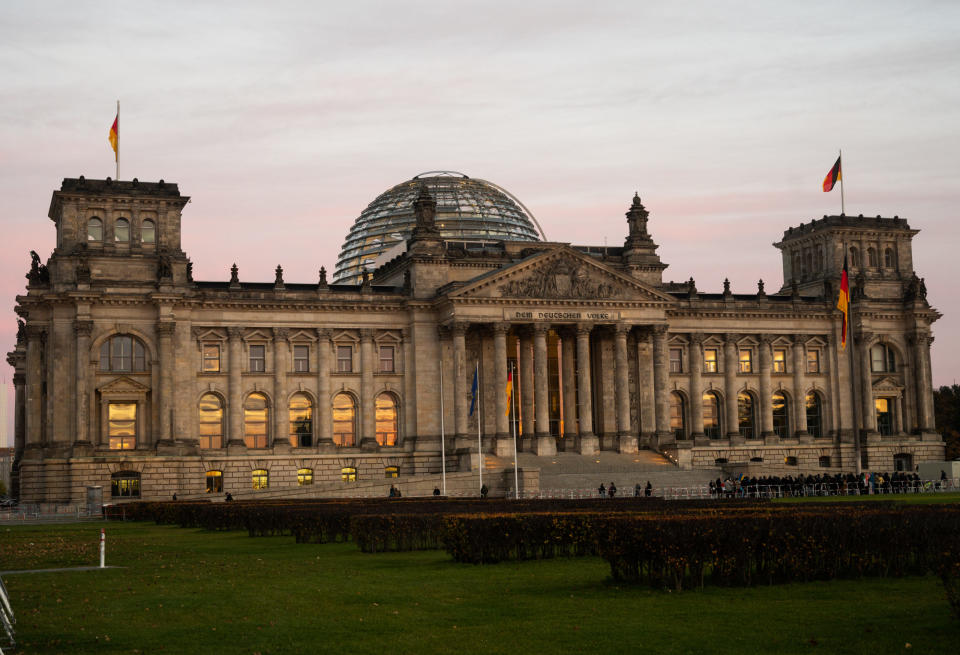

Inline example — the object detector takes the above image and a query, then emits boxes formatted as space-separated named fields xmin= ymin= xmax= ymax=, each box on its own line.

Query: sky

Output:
xmin=1 ymin=1 xmax=959 ymax=446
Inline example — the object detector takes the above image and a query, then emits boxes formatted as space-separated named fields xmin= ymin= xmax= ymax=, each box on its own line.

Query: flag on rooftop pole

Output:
xmin=837 ymin=250 xmax=850 ymax=349
xmin=108 ymin=101 xmax=119 ymax=179
xmin=822 ymin=151 xmax=845 ymax=215
xmin=469 ymin=365 xmax=479 ymax=417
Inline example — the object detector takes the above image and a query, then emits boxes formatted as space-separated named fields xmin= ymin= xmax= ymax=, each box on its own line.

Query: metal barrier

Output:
xmin=0 ymin=576 xmax=15 ymax=654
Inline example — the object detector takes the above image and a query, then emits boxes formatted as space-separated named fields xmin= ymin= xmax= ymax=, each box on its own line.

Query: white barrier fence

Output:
xmin=0 ymin=576 xmax=15 ymax=654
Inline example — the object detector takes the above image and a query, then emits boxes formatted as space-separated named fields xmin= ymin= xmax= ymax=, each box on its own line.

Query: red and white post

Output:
xmin=99 ymin=528 xmax=105 ymax=568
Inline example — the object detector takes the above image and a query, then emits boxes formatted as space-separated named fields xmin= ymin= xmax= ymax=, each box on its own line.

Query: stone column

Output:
xmin=157 ymin=321 xmax=176 ymax=445
xmin=273 ymin=328 xmax=290 ymax=449
xmin=894 ymin=394 xmax=905 ymax=435
xmin=614 ymin=323 xmax=636 ymax=453
xmin=758 ymin=335 xmax=775 ymax=439
xmin=723 ymin=334 xmax=740 ymax=440
xmin=13 ymin=371 xmax=25 ymax=456
xmin=24 ymin=326 xmax=44 ymax=451
xmin=533 ymin=324 xmax=556 ymax=455
xmin=791 ymin=335 xmax=809 ymax=440
xmin=652 ymin=325 xmax=671 ymax=441
xmin=519 ymin=328 xmax=535 ymax=448
xmin=360 ymin=328 xmax=376 ymax=449
xmin=492 ymin=323 xmax=510 ymax=455
xmin=73 ymin=320 xmax=94 ymax=448
xmin=913 ymin=332 xmax=935 ymax=432
xmin=401 ymin=327 xmax=416 ymax=449
xmin=576 ymin=323 xmax=597 ymax=454
xmin=316 ymin=329 xmax=333 ymax=449
xmin=452 ymin=322 xmax=469 ymax=445
xmin=689 ymin=333 xmax=704 ymax=440
xmin=858 ymin=332 xmax=876 ymax=434
xmin=227 ymin=327 xmax=244 ymax=448
xmin=560 ymin=328 xmax=578 ymax=445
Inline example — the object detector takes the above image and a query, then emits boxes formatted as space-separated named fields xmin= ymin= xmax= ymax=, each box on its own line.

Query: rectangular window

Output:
xmin=773 ymin=349 xmax=787 ymax=373
xmin=379 ymin=346 xmax=395 ymax=373
xmin=337 ymin=346 xmax=353 ymax=372
xmin=293 ymin=345 xmax=310 ymax=372
xmin=108 ymin=402 xmax=137 ymax=450
xmin=202 ymin=344 xmax=220 ymax=372
xmin=806 ymin=349 xmax=820 ymax=374
xmin=249 ymin=344 xmax=265 ymax=372
xmin=669 ymin=347 xmax=683 ymax=373
xmin=739 ymin=349 xmax=753 ymax=373
xmin=703 ymin=348 xmax=718 ymax=373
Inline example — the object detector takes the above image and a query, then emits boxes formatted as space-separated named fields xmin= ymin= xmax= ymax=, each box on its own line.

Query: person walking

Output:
xmin=608 ymin=482 xmax=617 ymax=498
xmin=598 ymin=482 xmax=606 ymax=497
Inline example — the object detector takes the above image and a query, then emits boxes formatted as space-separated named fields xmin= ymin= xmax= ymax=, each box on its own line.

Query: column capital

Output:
xmin=576 ymin=323 xmax=593 ymax=337
xmin=359 ymin=328 xmax=375 ymax=342
xmin=759 ymin=334 xmax=773 ymax=345
xmin=689 ymin=331 xmax=704 ymax=345
xmin=273 ymin=327 xmax=290 ymax=341
xmin=907 ymin=331 xmax=931 ymax=346
xmin=73 ymin=319 xmax=94 ymax=336
xmin=532 ymin=323 xmax=550 ymax=336
xmin=614 ymin=322 xmax=631 ymax=336
xmin=855 ymin=330 xmax=874 ymax=346
xmin=437 ymin=325 xmax=450 ymax=341
xmin=227 ymin=326 xmax=244 ymax=340
xmin=723 ymin=332 xmax=740 ymax=344
xmin=451 ymin=321 xmax=468 ymax=337
xmin=156 ymin=322 xmax=176 ymax=337
xmin=400 ymin=327 xmax=411 ymax=340
xmin=13 ymin=372 xmax=26 ymax=386
xmin=650 ymin=324 xmax=668 ymax=338
xmin=25 ymin=324 xmax=46 ymax=339
xmin=791 ymin=334 xmax=808 ymax=345
xmin=491 ymin=322 xmax=510 ymax=335
xmin=316 ymin=328 xmax=332 ymax=340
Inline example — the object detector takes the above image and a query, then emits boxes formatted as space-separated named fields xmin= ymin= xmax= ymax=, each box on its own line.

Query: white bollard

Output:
xmin=99 ymin=528 xmax=105 ymax=568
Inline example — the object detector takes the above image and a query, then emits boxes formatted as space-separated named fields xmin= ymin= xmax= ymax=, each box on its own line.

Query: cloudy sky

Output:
xmin=1 ymin=1 xmax=958 ymax=444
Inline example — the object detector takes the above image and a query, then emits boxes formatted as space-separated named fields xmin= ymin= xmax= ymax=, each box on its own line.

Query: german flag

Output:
xmin=108 ymin=114 xmax=119 ymax=162
xmin=837 ymin=252 xmax=850 ymax=348
xmin=505 ymin=369 xmax=513 ymax=416
xmin=823 ymin=155 xmax=841 ymax=192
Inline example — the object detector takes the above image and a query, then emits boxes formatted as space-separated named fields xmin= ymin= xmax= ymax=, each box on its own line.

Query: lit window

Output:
xmin=772 ymin=392 xmax=789 ymax=438
xmin=249 ymin=344 xmax=266 ymax=372
xmin=205 ymin=470 xmax=223 ymax=493
xmin=293 ymin=345 xmax=310 ymax=372
xmin=341 ymin=467 xmax=357 ymax=482
xmin=702 ymin=391 xmax=721 ymax=439
xmin=375 ymin=393 xmax=398 ymax=446
xmin=141 ymin=220 xmax=156 ymax=244
xmin=806 ymin=392 xmax=822 ymax=438
xmin=108 ymin=403 xmax=137 ymax=450
xmin=252 ymin=469 xmax=269 ymax=490
xmin=669 ymin=347 xmax=683 ymax=373
xmin=333 ymin=393 xmax=356 ymax=447
xmin=202 ymin=344 xmax=220 ymax=372
xmin=739 ymin=349 xmax=752 ymax=373
xmin=703 ymin=348 xmax=718 ymax=373
xmin=115 ymin=218 xmax=130 ymax=242
xmin=870 ymin=344 xmax=895 ymax=373
xmin=111 ymin=471 xmax=140 ymax=497
xmin=806 ymin=349 xmax=820 ymax=374
xmin=289 ymin=393 xmax=313 ymax=448
xmin=297 ymin=468 xmax=314 ymax=486
xmin=198 ymin=393 xmax=224 ymax=449
xmin=875 ymin=397 xmax=893 ymax=436
xmin=379 ymin=346 xmax=395 ymax=373
xmin=337 ymin=346 xmax=353 ymax=372
xmin=244 ymin=393 xmax=269 ymax=448
xmin=99 ymin=335 xmax=147 ymax=372
xmin=87 ymin=217 xmax=103 ymax=242
xmin=384 ymin=466 xmax=399 ymax=479
xmin=670 ymin=392 xmax=685 ymax=439
xmin=784 ymin=456 xmax=798 ymax=466
xmin=738 ymin=392 xmax=755 ymax=438
xmin=773 ymin=349 xmax=787 ymax=373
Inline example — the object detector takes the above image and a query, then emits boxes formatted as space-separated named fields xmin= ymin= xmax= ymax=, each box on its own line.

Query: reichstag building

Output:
xmin=8 ymin=171 xmax=945 ymax=502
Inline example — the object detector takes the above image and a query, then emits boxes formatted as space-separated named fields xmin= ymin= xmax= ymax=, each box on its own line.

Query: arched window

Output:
xmin=341 ymin=467 xmax=357 ymax=482
xmin=251 ymin=469 xmax=269 ymax=490
xmin=738 ymin=392 xmax=755 ymax=438
xmin=867 ymin=247 xmax=877 ymax=267
xmin=198 ymin=393 xmax=224 ymax=449
xmin=850 ymin=247 xmax=860 ymax=268
xmin=297 ymin=468 xmax=314 ymax=485
xmin=289 ymin=393 xmax=313 ymax=448
xmin=111 ymin=471 xmax=141 ymax=497
xmin=141 ymin=219 xmax=156 ymax=244
xmin=99 ymin=335 xmax=148 ymax=372
xmin=244 ymin=393 xmax=269 ymax=449
xmin=870 ymin=343 xmax=896 ymax=372
xmin=375 ymin=392 xmax=398 ymax=446
xmin=205 ymin=470 xmax=223 ymax=493
xmin=87 ymin=217 xmax=103 ymax=242
xmin=703 ymin=391 xmax=721 ymax=439
xmin=333 ymin=393 xmax=356 ymax=447
xmin=772 ymin=391 xmax=789 ymax=438
xmin=884 ymin=247 xmax=894 ymax=268
xmin=115 ymin=218 xmax=130 ymax=242
xmin=806 ymin=392 xmax=822 ymax=438
xmin=669 ymin=391 xmax=686 ymax=440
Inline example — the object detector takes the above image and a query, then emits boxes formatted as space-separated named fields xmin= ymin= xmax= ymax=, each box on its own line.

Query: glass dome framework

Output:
xmin=333 ymin=171 xmax=544 ymax=284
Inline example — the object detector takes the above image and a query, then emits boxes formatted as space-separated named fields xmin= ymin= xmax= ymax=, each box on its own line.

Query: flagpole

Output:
xmin=843 ymin=240 xmax=862 ymax=475
xmin=839 ymin=149 xmax=844 ymax=216
xmin=116 ymin=100 xmax=119 ymax=180
xmin=439 ymin=353 xmax=447 ymax=496
xmin=476 ymin=360 xmax=483 ymax=493
xmin=511 ymin=362 xmax=519 ymax=499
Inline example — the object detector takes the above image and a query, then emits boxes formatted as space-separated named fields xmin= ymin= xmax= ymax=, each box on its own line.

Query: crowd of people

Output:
xmin=709 ymin=470 xmax=953 ymax=498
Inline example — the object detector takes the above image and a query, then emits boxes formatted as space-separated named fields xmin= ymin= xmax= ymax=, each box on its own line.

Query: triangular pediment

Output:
xmin=873 ymin=376 xmax=903 ymax=394
xmin=447 ymin=246 xmax=676 ymax=303
xmin=98 ymin=376 xmax=151 ymax=394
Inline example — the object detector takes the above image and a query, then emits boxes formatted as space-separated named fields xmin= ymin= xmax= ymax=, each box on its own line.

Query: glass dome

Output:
xmin=333 ymin=171 xmax=543 ymax=284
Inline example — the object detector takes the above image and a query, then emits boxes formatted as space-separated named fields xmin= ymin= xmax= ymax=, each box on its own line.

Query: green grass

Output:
xmin=1 ymin=521 xmax=957 ymax=654
xmin=773 ymin=492 xmax=960 ymax=505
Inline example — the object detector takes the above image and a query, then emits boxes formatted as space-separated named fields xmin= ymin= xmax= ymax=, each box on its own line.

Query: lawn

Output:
xmin=1 ymin=520 xmax=957 ymax=655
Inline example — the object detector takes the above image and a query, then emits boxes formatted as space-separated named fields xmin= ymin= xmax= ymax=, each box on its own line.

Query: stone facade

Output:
xmin=7 ymin=178 xmax=945 ymax=503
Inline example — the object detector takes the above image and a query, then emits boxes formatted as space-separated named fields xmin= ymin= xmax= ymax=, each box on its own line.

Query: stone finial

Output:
xmin=186 ymin=258 xmax=194 ymax=282
xmin=413 ymin=184 xmax=437 ymax=230
xmin=757 ymin=279 xmax=766 ymax=297
xmin=723 ymin=277 xmax=731 ymax=297
xmin=274 ymin=265 xmax=285 ymax=289
xmin=361 ymin=269 xmax=371 ymax=292
xmin=318 ymin=266 xmax=328 ymax=289
xmin=625 ymin=192 xmax=650 ymax=238
xmin=229 ymin=263 xmax=240 ymax=289
xmin=687 ymin=276 xmax=698 ymax=298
